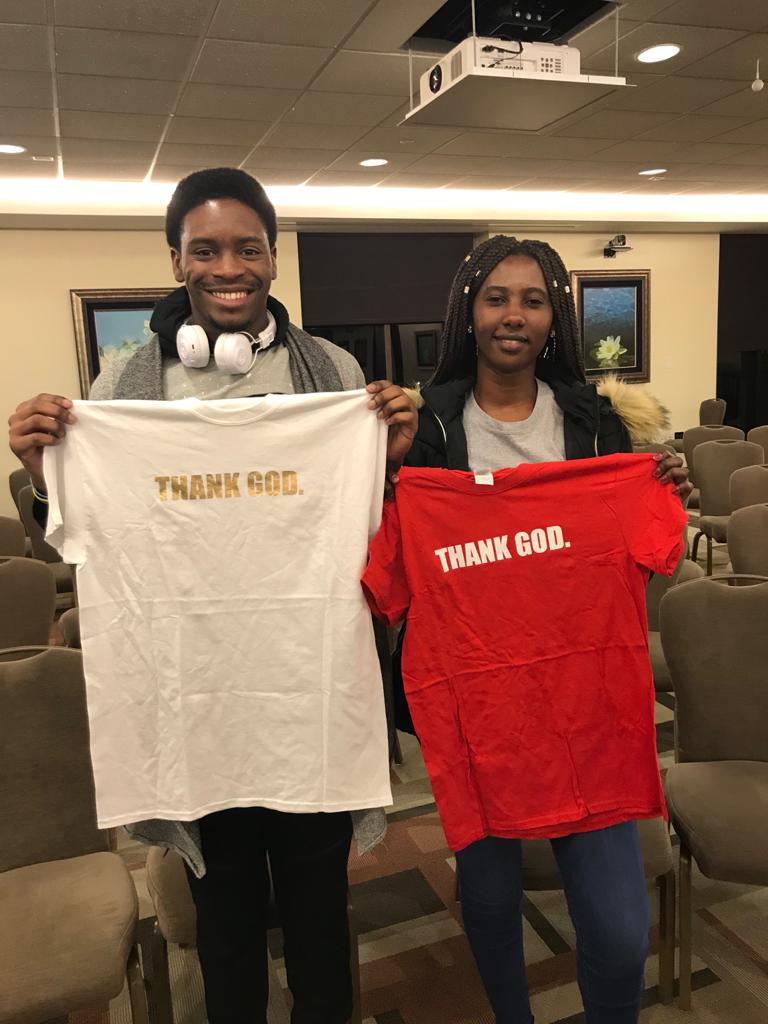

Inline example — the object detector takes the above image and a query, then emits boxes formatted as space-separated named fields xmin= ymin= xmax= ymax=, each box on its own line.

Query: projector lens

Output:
xmin=429 ymin=65 xmax=442 ymax=93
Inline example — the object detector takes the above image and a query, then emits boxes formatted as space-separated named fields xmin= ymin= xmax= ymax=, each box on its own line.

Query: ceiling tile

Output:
xmin=554 ymin=109 xmax=677 ymax=138
xmin=407 ymin=153 xmax=570 ymax=177
xmin=191 ymin=39 xmax=331 ymax=90
xmin=593 ymin=139 xmax=685 ymax=162
xmin=0 ymin=107 xmax=54 ymax=137
xmin=663 ymin=161 xmax=767 ymax=180
xmin=325 ymin=150 xmax=420 ymax=172
xmin=0 ymin=159 xmax=56 ymax=177
xmin=263 ymin=122 xmax=368 ymax=150
xmin=0 ymin=24 xmax=50 ymax=72
xmin=305 ymin=170 xmax=387 ymax=186
xmin=434 ymin=133 xmax=615 ymax=159
xmin=694 ymin=87 xmax=768 ymax=117
xmin=177 ymin=83 xmax=298 ymax=120
xmin=3 ymin=0 xmax=47 ymax=24
xmin=638 ymin=114 xmax=754 ymax=141
xmin=60 ymin=110 xmax=166 ymax=142
xmin=344 ymin=0 xmax=448 ymax=52
xmin=57 ymin=74 xmax=179 ymax=114
xmin=595 ymin=75 xmax=743 ymax=113
xmin=622 ymin=1 xmax=682 ymax=18
xmin=667 ymin=140 xmax=756 ymax=162
xmin=54 ymin=28 xmax=198 ymax=81
xmin=444 ymin=175 xmax=526 ymax=190
xmin=165 ymin=116 xmax=273 ymax=146
xmin=353 ymin=124 xmax=463 ymax=153
xmin=311 ymin=51 xmax=433 ymax=97
xmin=61 ymin=138 xmax=158 ymax=162
xmin=243 ymin=147 xmax=341 ymax=170
xmin=256 ymin=170 xmax=312 ymax=185
xmin=209 ymin=0 xmax=373 ymax=47
xmin=284 ymin=91 xmax=403 ymax=127
xmin=63 ymin=161 xmax=150 ymax=180
xmin=568 ymin=17 xmax=643 ymax=59
xmin=0 ymin=70 xmax=52 ymax=108
xmin=707 ymin=118 xmax=768 ymax=144
xmin=379 ymin=172 xmax=456 ymax=188
xmin=53 ymin=0 xmax=218 ymax=35
xmin=650 ymin=1 xmax=768 ymax=31
xmin=151 ymin=163 xmax=210 ymax=181
xmin=725 ymin=144 xmax=768 ymax=165
xmin=583 ymin=23 xmax=744 ymax=76
xmin=676 ymin=33 xmax=768 ymax=80
xmin=156 ymin=141 xmax=253 ymax=164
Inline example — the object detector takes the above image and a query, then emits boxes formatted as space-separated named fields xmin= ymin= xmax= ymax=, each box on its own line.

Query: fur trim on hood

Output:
xmin=595 ymin=375 xmax=670 ymax=445
xmin=403 ymin=375 xmax=670 ymax=446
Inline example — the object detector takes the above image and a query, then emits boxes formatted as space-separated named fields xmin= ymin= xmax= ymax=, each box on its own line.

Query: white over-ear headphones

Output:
xmin=176 ymin=324 xmax=258 ymax=374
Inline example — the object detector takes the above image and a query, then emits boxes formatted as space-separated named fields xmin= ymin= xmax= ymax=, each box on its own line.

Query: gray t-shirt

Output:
xmin=463 ymin=379 xmax=566 ymax=471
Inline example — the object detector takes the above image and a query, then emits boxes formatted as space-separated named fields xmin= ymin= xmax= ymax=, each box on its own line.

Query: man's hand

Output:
xmin=8 ymin=394 xmax=76 ymax=490
xmin=653 ymin=451 xmax=692 ymax=502
xmin=366 ymin=381 xmax=418 ymax=488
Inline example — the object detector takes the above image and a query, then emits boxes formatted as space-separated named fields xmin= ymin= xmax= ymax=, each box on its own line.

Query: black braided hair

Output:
xmin=429 ymin=234 xmax=586 ymax=387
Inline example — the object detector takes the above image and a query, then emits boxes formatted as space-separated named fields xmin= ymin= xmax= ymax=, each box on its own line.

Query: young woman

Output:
xmin=391 ymin=235 xmax=691 ymax=1024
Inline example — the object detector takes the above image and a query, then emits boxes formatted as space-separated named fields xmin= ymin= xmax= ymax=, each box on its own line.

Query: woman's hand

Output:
xmin=366 ymin=381 xmax=418 ymax=489
xmin=653 ymin=451 xmax=692 ymax=501
xmin=8 ymin=393 xmax=76 ymax=490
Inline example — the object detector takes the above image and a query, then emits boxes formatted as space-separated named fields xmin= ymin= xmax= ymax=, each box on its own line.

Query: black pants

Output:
xmin=185 ymin=807 xmax=353 ymax=1024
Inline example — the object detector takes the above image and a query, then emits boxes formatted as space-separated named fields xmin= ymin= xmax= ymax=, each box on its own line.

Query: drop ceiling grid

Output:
xmin=0 ymin=1 xmax=768 ymax=193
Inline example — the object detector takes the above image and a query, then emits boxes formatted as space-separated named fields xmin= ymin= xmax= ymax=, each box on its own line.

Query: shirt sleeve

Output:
xmin=361 ymin=496 xmax=411 ymax=626
xmin=611 ymin=455 xmax=688 ymax=576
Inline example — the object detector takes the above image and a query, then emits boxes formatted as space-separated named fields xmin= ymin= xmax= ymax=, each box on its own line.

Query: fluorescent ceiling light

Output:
xmin=637 ymin=44 xmax=680 ymax=64
xmin=0 ymin=143 xmax=26 ymax=154
xmin=359 ymin=158 xmax=388 ymax=167
xmin=639 ymin=168 xmax=667 ymax=175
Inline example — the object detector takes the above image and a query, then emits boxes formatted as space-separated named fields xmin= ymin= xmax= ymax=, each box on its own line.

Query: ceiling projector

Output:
xmin=404 ymin=36 xmax=627 ymax=132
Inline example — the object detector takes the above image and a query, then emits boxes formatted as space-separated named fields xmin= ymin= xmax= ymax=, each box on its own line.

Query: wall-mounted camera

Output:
xmin=603 ymin=233 xmax=632 ymax=258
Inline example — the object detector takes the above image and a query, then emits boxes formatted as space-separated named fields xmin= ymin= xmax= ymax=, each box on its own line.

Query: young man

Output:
xmin=9 ymin=168 xmax=417 ymax=1024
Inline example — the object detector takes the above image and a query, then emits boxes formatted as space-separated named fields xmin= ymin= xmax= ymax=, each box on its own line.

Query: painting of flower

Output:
xmin=570 ymin=270 xmax=650 ymax=383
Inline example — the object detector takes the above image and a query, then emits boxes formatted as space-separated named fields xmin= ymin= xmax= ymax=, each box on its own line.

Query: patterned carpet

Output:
xmin=69 ymin=533 xmax=768 ymax=1024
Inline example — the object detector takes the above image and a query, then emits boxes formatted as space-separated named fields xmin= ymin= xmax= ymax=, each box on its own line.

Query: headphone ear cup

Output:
xmin=214 ymin=333 xmax=256 ymax=374
xmin=176 ymin=324 xmax=211 ymax=368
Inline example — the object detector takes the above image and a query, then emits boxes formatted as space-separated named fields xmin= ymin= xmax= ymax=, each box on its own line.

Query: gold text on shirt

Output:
xmin=154 ymin=471 xmax=301 ymax=501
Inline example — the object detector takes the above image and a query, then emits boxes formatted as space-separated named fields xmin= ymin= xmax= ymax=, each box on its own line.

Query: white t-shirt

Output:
xmin=44 ymin=390 xmax=391 ymax=828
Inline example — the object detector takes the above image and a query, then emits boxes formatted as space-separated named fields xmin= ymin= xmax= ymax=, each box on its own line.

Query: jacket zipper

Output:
xmin=429 ymin=408 xmax=449 ymax=460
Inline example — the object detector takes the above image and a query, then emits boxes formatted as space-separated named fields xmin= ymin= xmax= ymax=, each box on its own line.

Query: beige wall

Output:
xmin=0 ymin=228 xmax=302 ymax=517
xmin=1 ymin=226 xmax=716 ymax=517
xmin=478 ymin=231 xmax=719 ymax=438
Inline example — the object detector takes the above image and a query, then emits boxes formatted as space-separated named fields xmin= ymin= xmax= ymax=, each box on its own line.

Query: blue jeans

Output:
xmin=455 ymin=821 xmax=649 ymax=1024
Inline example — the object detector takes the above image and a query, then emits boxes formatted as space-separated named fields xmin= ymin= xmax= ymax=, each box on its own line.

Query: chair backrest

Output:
xmin=0 ymin=557 xmax=55 ymax=648
xmin=0 ymin=646 xmax=109 ymax=872
xmin=0 ymin=515 xmax=26 ymax=556
xmin=633 ymin=442 xmax=675 ymax=456
xmin=693 ymin=440 xmax=764 ymax=517
xmin=659 ymin=575 xmax=768 ymax=765
xmin=17 ymin=484 xmax=62 ymax=563
xmin=746 ymin=425 xmax=768 ymax=460
xmin=727 ymin=505 xmax=768 ymax=577
xmin=699 ymin=398 xmax=726 ymax=426
xmin=682 ymin=425 xmax=744 ymax=484
xmin=729 ymin=464 xmax=768 ymax=511
xmin=8 ymin=467 xmax=30 ymax=516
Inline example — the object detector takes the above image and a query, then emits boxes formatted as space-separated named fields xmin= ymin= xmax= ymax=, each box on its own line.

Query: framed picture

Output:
xmin=570 ymin=270 xmax=650 ymax=383
xmin=70 ymin=288 xmax=173 ymax=397
xmin=415 ymin=329 xmax=439 ymax=369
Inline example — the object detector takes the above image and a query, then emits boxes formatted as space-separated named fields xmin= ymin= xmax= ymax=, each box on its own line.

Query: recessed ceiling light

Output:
xmin=637 ymin=44 xmax=680 ymax=64
xmin=639 ymin=168 xmax=667 ymax=176
xmin=32 ymin=155 xmax=55 ymax=162
xmin=359 ymin=158 xmax=388 ymax=167
xmin=0 ymin=143 xmax=26 ymax=154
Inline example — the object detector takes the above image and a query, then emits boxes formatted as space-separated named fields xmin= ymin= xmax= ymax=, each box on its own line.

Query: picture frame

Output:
xmin=570 ymin=270 xmax=650 ymax=383
xmin=415 ymin=329 xmax=439 ymax=369
xmin=70 ymin=287 xmax=173 ymax=397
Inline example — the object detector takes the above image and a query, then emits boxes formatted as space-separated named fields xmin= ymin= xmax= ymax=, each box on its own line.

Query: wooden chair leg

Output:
xmin=126 ymin=942 xmax=150 ymax=1024
xmin=657 ymin=868 xmax=676 ymax=1005
xmin=690 ymin=531 xmax=703 ymax=563
xmin=706 ymin=537 xmax=713 ymax=576
xmin=138 ymin=916 xmax=174 ymax=1024
xmin=678 ymin=844 xmax=693 ymax=1011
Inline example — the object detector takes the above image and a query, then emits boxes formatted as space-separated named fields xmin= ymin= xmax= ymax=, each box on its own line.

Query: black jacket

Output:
xmin=393 ymin=376 xmax=634 ymax=735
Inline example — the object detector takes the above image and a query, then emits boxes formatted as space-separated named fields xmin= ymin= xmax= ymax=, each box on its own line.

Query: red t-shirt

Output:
xmin=362 ymin=452 xmax=687 ymax=851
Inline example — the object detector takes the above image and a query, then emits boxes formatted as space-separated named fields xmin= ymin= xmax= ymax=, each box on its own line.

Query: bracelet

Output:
xmin=31 ymin=484 xmax=49 ymax=504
